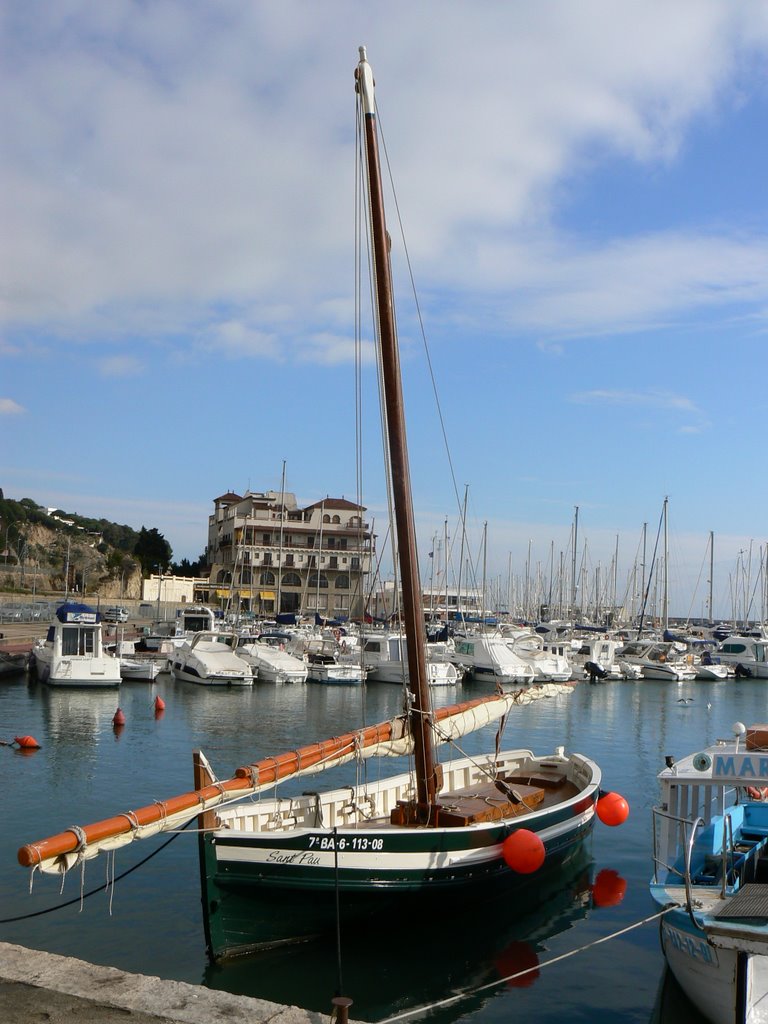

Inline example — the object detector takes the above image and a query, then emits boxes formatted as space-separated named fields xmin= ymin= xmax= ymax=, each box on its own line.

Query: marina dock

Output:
xmin=0 ymin=942 xmax=340 ymax=1024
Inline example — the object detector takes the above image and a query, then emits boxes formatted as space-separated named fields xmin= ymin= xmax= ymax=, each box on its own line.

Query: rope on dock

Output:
xmin=378 ymin=906 xmax=677 ymax=1023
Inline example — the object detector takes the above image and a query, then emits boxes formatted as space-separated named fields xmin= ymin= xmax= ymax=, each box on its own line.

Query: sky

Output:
xmin=3 ymin=1 xmax=768 ymax=622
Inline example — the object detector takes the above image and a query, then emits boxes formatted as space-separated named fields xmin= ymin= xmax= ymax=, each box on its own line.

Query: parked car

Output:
xmin=103 ymin=606 xmax=129 ymax=623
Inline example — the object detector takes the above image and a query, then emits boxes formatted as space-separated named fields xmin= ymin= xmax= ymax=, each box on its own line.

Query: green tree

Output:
xmin=133 ymin=527 xmax=172 ymax=574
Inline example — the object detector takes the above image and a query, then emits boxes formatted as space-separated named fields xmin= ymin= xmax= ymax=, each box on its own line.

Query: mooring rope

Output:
xmin=378 ymin=906 xmax=677 ymax=1023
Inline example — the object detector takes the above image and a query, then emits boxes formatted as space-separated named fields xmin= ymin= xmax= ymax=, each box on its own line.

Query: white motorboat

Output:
xmin=31 ymin=602 xmax=122 ymax=689
xmin=617 ymin=640 xmax=695 ymax=682
xmin=361 ymin=631 xmax=460 ymax=686
xmin=236 ymin=633 xmax=308 ymax=683
xmin=170 ymin=631 xmax=254 ymax=686
xmin=451 ymin=634 xmax=535 ymax=686
xmin=289 ymin=636 xmax=366 ymax=685
xmin=715 ymin=635 xmax=768 ymax=679
xmin=503 ymin=629 xmax=574 ymax=682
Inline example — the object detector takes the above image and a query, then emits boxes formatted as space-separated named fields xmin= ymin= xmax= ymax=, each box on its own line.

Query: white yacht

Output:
xmin=361 ymin=631 xmax=460 ymax=686
xmin=714 ymin=634 xmax=768 ymax=678
xmin=288 ymin=635 xmax=366 ymax=685
xmin=236 ymin=634 xmax=308 ymax=683
xmin=502 ymin=628 xmax=573 ymax=682
xmin=451 ymin=634 xmax=535 ymax=686
xmin=170 ymin=631 xmax=254 ymax=686
xmin=32 ymin=602 xmax=122 ymax=688
xmin=616 ymin=640 xmax=695 ymax=682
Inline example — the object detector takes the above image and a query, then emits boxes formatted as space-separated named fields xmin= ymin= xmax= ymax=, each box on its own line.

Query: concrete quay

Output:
xmin=0 ymin=941 xmax=352 ymax=1024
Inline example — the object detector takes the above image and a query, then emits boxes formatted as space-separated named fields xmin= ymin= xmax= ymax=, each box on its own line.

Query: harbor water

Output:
xmin=1 ymin=667 xmax=751 ymax=1022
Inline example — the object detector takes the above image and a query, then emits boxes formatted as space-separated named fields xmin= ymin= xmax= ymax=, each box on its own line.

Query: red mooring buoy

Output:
xmin=14 ymin=735 xmax=41 ymax=750
xmin=113 ymin=708 xmax=126 ymax=727
xmin=154 ymin=695 xmax=166 ymax=711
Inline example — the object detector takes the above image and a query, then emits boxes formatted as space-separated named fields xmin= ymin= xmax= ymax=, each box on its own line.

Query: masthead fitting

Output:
xmin=356 ymin=46 xmax=375 ymax=116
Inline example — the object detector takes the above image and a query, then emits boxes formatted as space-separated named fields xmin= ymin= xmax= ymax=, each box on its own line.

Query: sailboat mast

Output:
xmin=276 ymin=460 xmax=286 ymax=616
xmin=356 ymin=48 xmax=437 ymax=810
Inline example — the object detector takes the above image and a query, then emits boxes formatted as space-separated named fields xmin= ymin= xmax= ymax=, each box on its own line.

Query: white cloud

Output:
xmin=0 ymin=398 xmax=25 ymax=415
xmin=3 ymin=2 xmax=768 ymax=365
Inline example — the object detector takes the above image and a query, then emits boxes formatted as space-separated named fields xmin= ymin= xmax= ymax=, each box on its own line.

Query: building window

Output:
xmin=323 ymin=514 xmax=331 ymax=524
xmin=336 ymin=574 xmax=349 ymax=590
xmin=282 ymin=572 xmax=301 ymax=587
xmin=262 ymin=533 xmax=271 ymax=544
xmin=332 ymin=515 xmax=340 ymax=524
xmin=260 ymin=571 xmax=276 ymax=586
xmin=308 ymin=572 xmax=329 ymax=589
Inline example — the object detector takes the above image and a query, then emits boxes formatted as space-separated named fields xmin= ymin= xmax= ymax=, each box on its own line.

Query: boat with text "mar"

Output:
xmin=651 ymin=722 xmax=768 ymax=1024
xmin=16 ymin=47 xmax=626 ymax=961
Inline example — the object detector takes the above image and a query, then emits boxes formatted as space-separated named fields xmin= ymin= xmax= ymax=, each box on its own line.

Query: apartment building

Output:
xmin=206 ymin=490 xmax=373 ymax=618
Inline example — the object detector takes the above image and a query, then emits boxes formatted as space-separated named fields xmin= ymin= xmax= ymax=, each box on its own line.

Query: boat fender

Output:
xmin=746 ymin=786 xmax=768 ymax=801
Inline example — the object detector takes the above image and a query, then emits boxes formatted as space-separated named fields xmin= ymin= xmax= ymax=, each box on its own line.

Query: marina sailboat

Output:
xmin=17 ymin=48 xmax=624 ymax=960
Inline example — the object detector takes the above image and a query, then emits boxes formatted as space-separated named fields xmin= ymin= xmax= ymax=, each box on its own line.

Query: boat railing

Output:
xmin=653 ymin=805 xmax=742 ymax=927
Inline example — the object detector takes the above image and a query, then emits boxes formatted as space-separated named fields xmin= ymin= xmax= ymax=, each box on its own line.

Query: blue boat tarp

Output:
xmin=55 ymin=601 xmax=100 ymax=624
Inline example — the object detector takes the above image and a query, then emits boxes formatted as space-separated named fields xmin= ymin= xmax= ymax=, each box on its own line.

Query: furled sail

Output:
xmin=18 ymin=691 xmax=523 ymax=875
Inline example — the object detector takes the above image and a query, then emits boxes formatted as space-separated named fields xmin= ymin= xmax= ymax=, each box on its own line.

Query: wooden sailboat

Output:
xmin=17 ymin=47 xmax=620 ymax=960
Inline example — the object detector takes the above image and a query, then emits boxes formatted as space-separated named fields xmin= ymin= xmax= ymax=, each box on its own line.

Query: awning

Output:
xmin=215 ymin=589 xmax=230 ymax=598
xmin=259 ymin=591 xmax=276 ymax=600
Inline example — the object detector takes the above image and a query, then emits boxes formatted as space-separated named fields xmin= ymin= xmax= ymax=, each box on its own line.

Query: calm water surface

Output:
xmin=2 ymin=669 xmax=755 ymax=1022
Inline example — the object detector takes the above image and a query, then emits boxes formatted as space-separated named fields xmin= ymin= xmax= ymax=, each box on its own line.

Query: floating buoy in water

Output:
xmin=14 ymin=735 xmax=41 ymax=749
xmin=154 ymin=695 xmax=165 ymax=711
xmin=502 ymin=829 xmax=546 ymax=874
xmin=591 ymin=868 xmax=627 ymax=907
xmin=596 ymin=791 xmax=630 ymax=826
xmin=113 ymin=708 xmax=126 ymax=727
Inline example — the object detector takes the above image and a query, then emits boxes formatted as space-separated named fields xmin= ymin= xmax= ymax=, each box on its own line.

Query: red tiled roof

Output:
xmin=303 ymin=497 xmax=366 ymax=512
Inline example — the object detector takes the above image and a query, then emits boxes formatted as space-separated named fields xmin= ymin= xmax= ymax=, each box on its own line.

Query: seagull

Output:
xmin=707 ymin=701 xmax=713 ymax=710
xmin=677 ymin=697 xmax=694 ymax=703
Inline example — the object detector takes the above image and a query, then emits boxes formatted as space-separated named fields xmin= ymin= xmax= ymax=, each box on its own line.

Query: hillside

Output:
xmin=0 ymin=492 xmax=176 ymax=599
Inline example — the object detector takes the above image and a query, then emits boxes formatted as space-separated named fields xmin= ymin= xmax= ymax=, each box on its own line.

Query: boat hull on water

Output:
xmin=199 ymin=746 xmax=600 ymax=958
xmin=651 ymin=723 xmax=768 ymax=1024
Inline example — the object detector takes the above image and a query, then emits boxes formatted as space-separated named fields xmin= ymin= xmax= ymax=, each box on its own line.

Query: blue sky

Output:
xmin=3 ymin=2 xmax=768 ymax=621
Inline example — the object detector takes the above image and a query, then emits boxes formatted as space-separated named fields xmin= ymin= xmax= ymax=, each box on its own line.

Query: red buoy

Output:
xmin=14 ymin=735 xmax=41 ymax=750
xmin=502 ymin=829 xmax=546 ymax=874
xmin=596 ymin=791 xmax=630 ymax=827
xmin=154 ymin=696 xmax=165 ymax=711
xmin=591 ymin=868 xmax=627 ymax=907
xmin=113 ymin=708 xmax=126 ymax=726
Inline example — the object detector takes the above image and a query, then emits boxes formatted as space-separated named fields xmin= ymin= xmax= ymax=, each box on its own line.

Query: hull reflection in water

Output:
xmin=203 ymin=844 xmax=603 ymax=1020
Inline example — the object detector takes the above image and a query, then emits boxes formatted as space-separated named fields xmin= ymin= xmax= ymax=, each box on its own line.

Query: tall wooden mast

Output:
xmin=355 ymin=47 xmax=438 ymax=816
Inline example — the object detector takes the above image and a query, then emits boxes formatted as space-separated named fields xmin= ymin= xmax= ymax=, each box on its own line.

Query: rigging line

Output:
xmin=374 ymin=102 xmax=464 ymax=522
xmin=379 ymin=905 xmax=677 ymax=1024
xmin=0 ymin=818 xmax=192 ymax=925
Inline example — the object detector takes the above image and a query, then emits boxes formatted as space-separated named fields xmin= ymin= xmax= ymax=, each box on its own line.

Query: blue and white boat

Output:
xmin=31 ymin=601 xmax=121 ymax=688
xmin=651 ymin=722 xmax=768 ymax=1024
